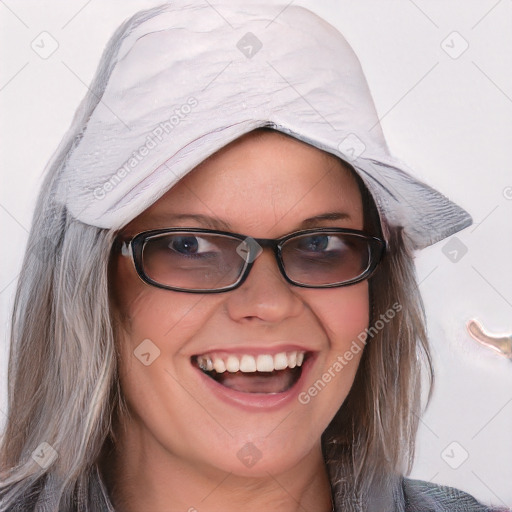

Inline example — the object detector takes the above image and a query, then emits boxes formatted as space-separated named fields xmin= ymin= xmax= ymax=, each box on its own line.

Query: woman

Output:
xmin=0 ymin=2 xmax=501 ymax=511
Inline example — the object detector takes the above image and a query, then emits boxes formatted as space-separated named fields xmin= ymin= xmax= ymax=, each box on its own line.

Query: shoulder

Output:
xmin=402 ymin=478 xmax=509 ymax=512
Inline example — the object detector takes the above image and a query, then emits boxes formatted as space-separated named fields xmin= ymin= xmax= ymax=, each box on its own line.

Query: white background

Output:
xmin=1 ymin=0 xmax=511 ymax=507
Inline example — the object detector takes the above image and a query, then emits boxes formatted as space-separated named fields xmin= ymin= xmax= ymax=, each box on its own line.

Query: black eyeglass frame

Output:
xmin=118 ymin=227 xmax=386 ymax=294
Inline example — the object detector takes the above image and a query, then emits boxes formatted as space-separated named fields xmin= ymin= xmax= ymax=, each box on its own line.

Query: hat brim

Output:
xmin=55 ymin=3 xmax=472 ymax=250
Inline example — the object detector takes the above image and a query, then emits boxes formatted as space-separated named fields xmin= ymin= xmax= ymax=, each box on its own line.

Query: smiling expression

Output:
xmin=110 ymin=130 xmax=370 ymax=477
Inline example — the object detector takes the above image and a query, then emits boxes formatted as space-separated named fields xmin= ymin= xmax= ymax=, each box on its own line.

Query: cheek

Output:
xmin=295 ymin=283 xmax=369 ymax=430
xmin=308 ymin=282 xmax=370 ymax=346
xmin=113 ymin=256 xmax=211 ymax=345
xmin=112 ymin=285 xmax=214 ymax=425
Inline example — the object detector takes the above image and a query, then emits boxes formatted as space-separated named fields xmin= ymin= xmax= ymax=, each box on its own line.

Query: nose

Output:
xmin=224 ymin=248 xmax=304 ymax=323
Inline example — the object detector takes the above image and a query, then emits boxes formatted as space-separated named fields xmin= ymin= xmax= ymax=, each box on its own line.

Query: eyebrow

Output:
xmin=145 ymin=213 xmax=231 ymax=230
xmin=142 ymin=211 xmax=351 ymax=231
xmin=300 ymin=212 xmax=351 ymax=227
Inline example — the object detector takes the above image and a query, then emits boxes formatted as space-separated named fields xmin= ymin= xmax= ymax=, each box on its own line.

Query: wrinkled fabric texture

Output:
xmin=401 ymin=479 xmax=507 ymax=512
xmin=55 ymin=1 xmax=472 ymax=249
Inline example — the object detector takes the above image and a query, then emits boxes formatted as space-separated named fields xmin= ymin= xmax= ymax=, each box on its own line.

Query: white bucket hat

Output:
xmin=56 ymin=1 xmax=472 ymax=249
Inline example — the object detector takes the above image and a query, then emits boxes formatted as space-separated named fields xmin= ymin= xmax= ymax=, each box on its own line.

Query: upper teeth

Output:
xmin=197 ymin=351 xmax=305 ymax=374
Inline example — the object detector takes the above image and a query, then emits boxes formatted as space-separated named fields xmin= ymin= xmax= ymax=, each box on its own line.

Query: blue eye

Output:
xmin=168 ymin=235 xmax=219 ymax=257
xmin=170 ymin=236 xmax=199 ymax=254
xmin=298 ymin=235 xmax=346 ymax=253
xmin=301 ymin=235 xmax=328 ymax=252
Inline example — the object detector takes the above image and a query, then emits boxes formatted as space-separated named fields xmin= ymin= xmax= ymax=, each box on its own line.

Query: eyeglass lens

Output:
xmin=140 ymin=231 xmax=376 ymax=290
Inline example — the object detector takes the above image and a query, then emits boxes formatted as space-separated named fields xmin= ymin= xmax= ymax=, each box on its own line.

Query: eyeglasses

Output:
xmin=118 ymin=227 xmax=386 ymax=293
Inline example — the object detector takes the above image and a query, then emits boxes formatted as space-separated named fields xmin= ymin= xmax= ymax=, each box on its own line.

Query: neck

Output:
xmin=99 ymin=431 xmax=334 ymax=512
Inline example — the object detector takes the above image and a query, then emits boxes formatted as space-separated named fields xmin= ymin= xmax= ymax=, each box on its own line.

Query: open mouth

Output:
xmin=192 ymin=351 xmax=310 ymax=394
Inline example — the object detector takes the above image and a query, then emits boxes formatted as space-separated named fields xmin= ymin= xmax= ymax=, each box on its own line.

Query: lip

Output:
xmin=191 ymin=351 xmax=317 ymax=411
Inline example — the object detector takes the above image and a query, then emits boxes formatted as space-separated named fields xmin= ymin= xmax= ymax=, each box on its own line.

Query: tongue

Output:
xmin=215 ymin=368 xmax=299 ymax=394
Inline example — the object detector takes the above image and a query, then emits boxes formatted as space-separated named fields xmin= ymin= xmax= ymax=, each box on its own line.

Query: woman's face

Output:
xmin=111 ymin=130 xmax=369 ymax=478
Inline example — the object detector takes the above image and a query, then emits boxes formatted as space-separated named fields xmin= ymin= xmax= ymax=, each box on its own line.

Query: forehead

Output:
xmin=124 ymin=130 xmax=364 ymax=235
